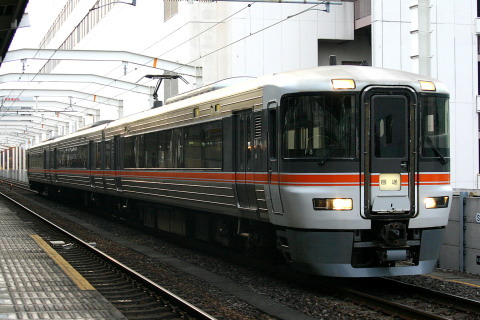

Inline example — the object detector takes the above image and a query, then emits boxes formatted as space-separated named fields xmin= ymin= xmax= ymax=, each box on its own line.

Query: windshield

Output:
xmin=420 ymin=95 xmax=449 ymax=159
xmin=282 ymin=94 xmax=356 ymax=159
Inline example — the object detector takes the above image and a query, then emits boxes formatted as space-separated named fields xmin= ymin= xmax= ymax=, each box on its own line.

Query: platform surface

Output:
xmin=427 ymin=270 xmax=480 ymax=287
xmin=0 ymin=205 xmax=127 ymax=319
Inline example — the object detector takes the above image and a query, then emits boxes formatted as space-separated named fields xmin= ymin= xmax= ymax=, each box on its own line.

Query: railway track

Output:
xmin=3 ymin=179 xmax=480 ymax=319
xmin=0 ymin=189 xmax=217 ymax=320
xmin=329 ymin=281 xmax=480 ymax=320
xmin=351 ymin=277 xmax=480 ymax=319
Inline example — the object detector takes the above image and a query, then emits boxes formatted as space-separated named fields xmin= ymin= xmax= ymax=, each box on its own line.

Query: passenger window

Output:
xmin=282 ymin=94 xmax=355 ymax=159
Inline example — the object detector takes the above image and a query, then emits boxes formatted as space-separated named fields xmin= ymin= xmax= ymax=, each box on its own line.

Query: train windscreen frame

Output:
xmin=281 ymin=93 xmax=356 ymax=161
xmin=420 ymin=94 xmax=449 ymax=162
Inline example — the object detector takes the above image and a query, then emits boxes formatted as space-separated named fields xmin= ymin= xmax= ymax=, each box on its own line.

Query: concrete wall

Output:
xmin=371 ymin=0 xmax=479 ymax=190
xmin=439 ymin=193 xmax=480 ymax=274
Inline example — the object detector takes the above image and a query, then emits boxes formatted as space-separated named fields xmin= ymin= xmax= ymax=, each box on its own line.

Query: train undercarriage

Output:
xmin=31 ymin=182 xmax=279 ymax=258
xmin=29 ymin=180 xmax=446 ymax=277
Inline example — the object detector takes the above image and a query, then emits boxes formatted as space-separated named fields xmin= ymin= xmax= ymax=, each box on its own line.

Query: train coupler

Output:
xmin=380 ymin=221 xmax=407 ymax=247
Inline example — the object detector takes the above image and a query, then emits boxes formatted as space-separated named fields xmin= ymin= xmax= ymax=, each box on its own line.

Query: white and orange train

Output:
xmin=27 ymin=66 xmax=452 ymax=277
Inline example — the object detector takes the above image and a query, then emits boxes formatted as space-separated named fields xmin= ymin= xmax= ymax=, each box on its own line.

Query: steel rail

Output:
xmin=0 ymin=189 xmax=218 ymax=320
xmin=338 ymin=286 xmax=452 ymax=320
xmin=382 ymin=278 xmax=480 ymax=315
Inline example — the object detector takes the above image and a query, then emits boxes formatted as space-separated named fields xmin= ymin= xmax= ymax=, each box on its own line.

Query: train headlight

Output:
xmin=331 ymin=79 xmax=356 ymax=90
xmin=313 ymin=198 xmax=353 ymax=210
xmin=424 ymin=196 xmax=449 ymax=209
xmin=419 ymin=80 xmax=436 ymax=91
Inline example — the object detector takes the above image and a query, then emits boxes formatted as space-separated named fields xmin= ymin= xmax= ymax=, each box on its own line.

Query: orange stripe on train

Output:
xmin=27 ymin=170 xmax=450 ymax=186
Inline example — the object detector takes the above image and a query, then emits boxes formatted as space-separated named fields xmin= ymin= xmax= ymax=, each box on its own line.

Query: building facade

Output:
xmin=4 ymin=0 xmax=479 ymax=189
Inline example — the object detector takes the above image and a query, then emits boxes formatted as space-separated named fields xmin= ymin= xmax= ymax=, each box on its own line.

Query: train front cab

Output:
xmin=271 ymin=79 xmax=451 ymax=277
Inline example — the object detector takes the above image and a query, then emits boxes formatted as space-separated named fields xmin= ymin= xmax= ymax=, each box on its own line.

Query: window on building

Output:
xmin=164 ymin=0 xmax=178 ymax=22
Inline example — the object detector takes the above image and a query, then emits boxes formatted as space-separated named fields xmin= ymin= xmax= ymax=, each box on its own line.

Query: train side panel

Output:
xmin=27 ymin=66 xmax=453 ymax=278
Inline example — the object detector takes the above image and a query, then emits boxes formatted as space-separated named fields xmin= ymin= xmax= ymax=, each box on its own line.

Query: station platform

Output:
xmin=0 ymin=203 xmax=127 ymax=319
xmin=426 ymin=270 xmax=480 ymax=288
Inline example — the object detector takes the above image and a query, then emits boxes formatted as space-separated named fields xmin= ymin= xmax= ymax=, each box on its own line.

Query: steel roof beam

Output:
xmin=0 ymin=143 xmax=25 ymax=148
xmin=0 ymin=134 xmax=32 ymax=141
xmin=0 ymin=109 xmax=83 ymax=123
xmin=4 ymin=48 xmax=200 ymax=79
xmin=210 ymin=0 xmax=351 ymax=3
xmin=0 ymin=132 xmax=36 ymax=139
xmin=0 ymin=128 xmax=49 ymax=136
xmin=3 ymin=100 xmax=102 ymax=116
xmin=0 ymin=127 xmax=43 ymax=134
xmin=0 ymin=73 xmax=151 ymax=95
xmin=0 ymin=120 xmax=57 ymax=130
xmin=0 ymin=89 xmax=120 ymax=106
xmin=0 ymin=115 xmax=70 ymax=125
xmin=0 ymin=136 xmax=30 ymax=143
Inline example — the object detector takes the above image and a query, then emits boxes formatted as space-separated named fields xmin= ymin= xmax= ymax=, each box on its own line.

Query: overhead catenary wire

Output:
xmin=0 ymin=0 xmax=339 ymax=147
xmin=97 ymin=1 xmax=325 ymax=101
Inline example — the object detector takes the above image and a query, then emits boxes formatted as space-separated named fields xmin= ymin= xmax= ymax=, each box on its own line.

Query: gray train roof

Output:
xmin=111 ymin=66 xmax=448 ymax=125
xmin=266 ymin=65 xmax=448 ymax=94
xmin=29 ymin=66 xmax=448 ymax=149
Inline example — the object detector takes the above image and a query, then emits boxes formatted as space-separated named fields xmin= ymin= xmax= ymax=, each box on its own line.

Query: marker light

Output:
xmin=313 ymin=198 xmax=353 ymax=210
xmin=331 ymin=79 xmax=356 ymax=90
xmin=424 ymin=196 xmax=449 ymax=209
xmin=419 ymin=80 xmax=436 ymax=91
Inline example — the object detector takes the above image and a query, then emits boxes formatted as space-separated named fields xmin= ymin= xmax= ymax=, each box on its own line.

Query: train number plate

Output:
xmin=379 ymin=173 xmax=401 ymax=191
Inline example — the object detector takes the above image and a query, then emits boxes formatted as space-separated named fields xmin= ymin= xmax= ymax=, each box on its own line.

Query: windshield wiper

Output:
xmin=318 ymin=144 xmax=342 ymax=166
xmin=424 ymin=136 xmax=448 ymax=165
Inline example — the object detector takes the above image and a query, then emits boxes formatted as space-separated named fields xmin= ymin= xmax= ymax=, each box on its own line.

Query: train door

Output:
xmin=88 ymin=141 xmax=95 ymax=188
xmin=234 ymin=110 xmax=258 ymax=210
xmin=43 ymin=149 xmax=52 ymax=183
xmin=363 ymin=88 xmax=417 ymax=217
xmin=267 ymin=102 xmax=284 ymax=214
xmin=103 ymin=140 xmax=110 ymax=191
xmin=53 ymin=148 xmax=58 ymax=182
xmin=113 ymin=136 xmax=122 ymax=192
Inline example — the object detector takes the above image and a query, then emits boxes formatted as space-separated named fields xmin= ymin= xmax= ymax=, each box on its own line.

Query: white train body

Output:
xmin=28 ymin=66 xmax=452 ymax=277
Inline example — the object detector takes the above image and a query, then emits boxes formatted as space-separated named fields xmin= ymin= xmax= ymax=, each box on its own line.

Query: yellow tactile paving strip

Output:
xmin=30 ymin=234 xmax=95 ymax=291
xmin=425 ymin=272 xmax=480 ymax=288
